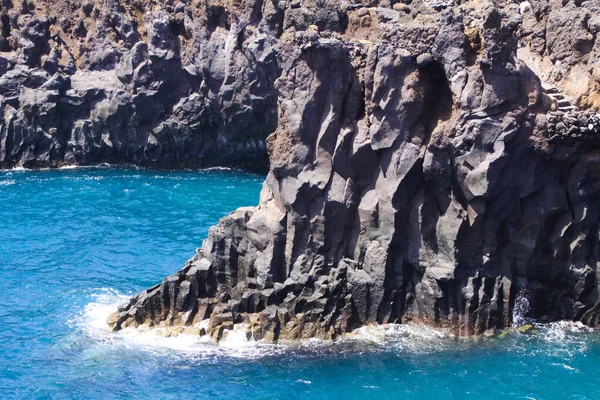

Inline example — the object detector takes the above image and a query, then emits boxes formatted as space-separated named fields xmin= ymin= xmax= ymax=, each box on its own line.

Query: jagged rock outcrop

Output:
xmin=0 ymin=0 xmax=280 ymax=168
xmin=107 ymin=0 xmax=600 ymax=340
xmin=547 ymin=109 xmax=600 ymax=143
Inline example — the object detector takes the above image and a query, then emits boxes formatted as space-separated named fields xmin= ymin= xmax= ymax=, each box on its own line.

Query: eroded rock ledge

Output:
xmin=108 ymin=0 xmax=600 ymax=340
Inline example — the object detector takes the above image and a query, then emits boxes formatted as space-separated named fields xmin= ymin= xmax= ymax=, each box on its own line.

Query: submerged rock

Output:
xmin=106 ymin=0 xmax=600 ymax=340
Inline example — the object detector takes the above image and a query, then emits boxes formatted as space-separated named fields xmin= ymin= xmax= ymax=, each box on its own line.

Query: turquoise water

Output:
xmin=1 ymin=167 xmax=600 ymax=400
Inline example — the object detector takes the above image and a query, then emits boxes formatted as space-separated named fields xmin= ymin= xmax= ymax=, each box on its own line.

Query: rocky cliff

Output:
xmin=0 ymin=0 xmax=282 ymax=168
xmin=11 ymin=0 xmax=592 ymax=340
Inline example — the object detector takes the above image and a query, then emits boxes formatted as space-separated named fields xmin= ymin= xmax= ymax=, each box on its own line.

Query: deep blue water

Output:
xmin=2 ymin=167 xmax=600 ymax=400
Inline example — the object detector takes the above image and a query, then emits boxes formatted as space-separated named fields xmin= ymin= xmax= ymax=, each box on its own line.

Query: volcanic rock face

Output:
xmin=105 ymin=1 xmax=600 ymax=340
xmin=0 ymin=0 xmax=280 ymax=168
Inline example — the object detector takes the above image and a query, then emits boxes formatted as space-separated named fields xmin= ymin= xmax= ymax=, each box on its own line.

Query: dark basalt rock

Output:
xmin=2 ymin=0 xmax=599 ymax=341
xmin=106 ymin=1 xmax=600 ymax=340
xmin=0 ymin=0 xmax=278 ymax=169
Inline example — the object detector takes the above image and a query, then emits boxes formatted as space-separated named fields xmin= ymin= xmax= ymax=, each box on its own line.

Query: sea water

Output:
xmin=1 ymin=167 xmax=600 ymax=400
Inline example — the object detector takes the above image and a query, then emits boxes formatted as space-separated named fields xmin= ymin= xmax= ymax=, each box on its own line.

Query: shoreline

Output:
xmin=0 ymin=162 xmax=269 ymax=176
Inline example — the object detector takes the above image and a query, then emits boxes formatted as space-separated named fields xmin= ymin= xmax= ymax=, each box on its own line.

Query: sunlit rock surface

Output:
xmin=102 ymin=0 xmax=600 ymax=340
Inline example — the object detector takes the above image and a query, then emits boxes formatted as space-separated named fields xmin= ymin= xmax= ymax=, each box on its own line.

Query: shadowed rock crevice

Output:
xmin=417 ymin=60 xmax=453 ymax=134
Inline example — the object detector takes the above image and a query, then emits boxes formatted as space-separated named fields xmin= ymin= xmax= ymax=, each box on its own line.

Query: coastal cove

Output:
xmin=2 ymin=167 xmax=600 ymax=399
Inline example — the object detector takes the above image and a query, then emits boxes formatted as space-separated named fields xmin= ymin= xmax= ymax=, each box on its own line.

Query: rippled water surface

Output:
xmin=2 ymin=167 xmax=600 ymax=400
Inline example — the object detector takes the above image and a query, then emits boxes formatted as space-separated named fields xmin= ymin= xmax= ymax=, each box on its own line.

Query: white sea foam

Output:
xmin=202 ymin=166 xmax=235 ymax=172
xmin=76 ymin=289 xmax=598 ymax=360
xmin=77 ymin=290 xmax=454 ymax=359
xmin=534 ymin=320 xmax=592 ymax=353
xmin=58 ymin=164 xmax=90 ymax=170
xmin=78 ymin=289 xmax=466 ymax=358
xmin=59 ymin=163 xmax=114 ymax=170
xmin=219 ymin=324 xmax=256 ymax=349
xmin=339 ymin=323 xmax=454 ymax=354
xmin=80 ymin=290 xmax=206 ymax=349
xmin=76 ymin=289 xmax=282 ymax=359
xmin=0 ymin=179 xmax=15 ymax=186
xmin=511 ymin=286 xmax=531 ymax=327
xmin=5 ymin=164 xmax=112 ymax=172
xmin=540 ymin=320 xmax=592 ymax=335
